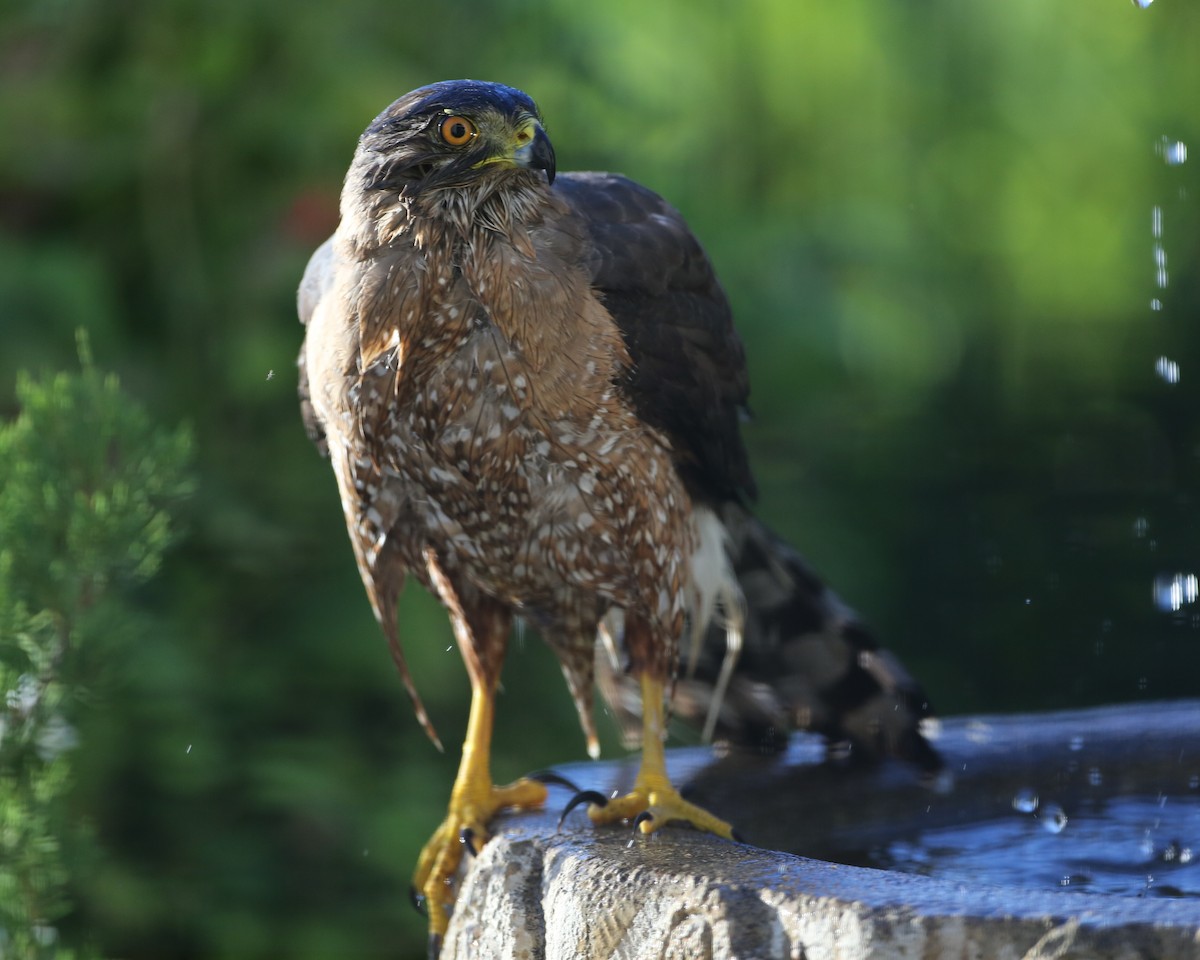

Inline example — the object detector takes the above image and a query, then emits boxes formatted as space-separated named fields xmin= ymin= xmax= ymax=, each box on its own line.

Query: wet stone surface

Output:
xmin=444 ymin=702 xmax=1200 ymax=959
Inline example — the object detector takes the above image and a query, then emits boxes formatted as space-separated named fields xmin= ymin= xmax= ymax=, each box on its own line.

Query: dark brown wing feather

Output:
xmin=554 ymin=172 xmax=756 ymax=503
xmin=560 ymin=175 xmax=943 ymax=773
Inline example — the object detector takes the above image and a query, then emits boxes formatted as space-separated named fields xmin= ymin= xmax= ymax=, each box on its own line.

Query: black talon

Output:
xmin=427 ymin=931 xmax=442 ymax=960
xmin=528 ymin=769 xmax=582 ymax=793
xmin=632 ymin=810 xmax=654 ymax=833
xmin=731 ymin=827 xmax=746 ymax=844
xmin=459 ymin=826 xmax=478 ymax=857
xmin=557 ymin=789 xmax=608 ymax=831
xmin=409 ymin=885 xmax=427 ymax=917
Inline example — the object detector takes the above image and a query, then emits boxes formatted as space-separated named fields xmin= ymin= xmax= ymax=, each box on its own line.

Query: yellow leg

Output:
xmin=587 ymin=674 xmax=735 ymax=838
xmin=414 ymin=676 xmax=548 ymax=948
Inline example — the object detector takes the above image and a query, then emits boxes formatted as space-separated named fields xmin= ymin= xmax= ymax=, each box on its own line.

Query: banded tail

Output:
xmin=598 ymin=502 xmax=944 ymax=775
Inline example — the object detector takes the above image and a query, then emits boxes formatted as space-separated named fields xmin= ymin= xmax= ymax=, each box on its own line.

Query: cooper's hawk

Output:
xmin=298 ymin=79 xmax=940 ymax=954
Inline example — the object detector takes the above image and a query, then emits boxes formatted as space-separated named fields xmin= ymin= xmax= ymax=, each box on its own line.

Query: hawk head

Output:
xmin=354 ymin=79 xmax=556 ymax=196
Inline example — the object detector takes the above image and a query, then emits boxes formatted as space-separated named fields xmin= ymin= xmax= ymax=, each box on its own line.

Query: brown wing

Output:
xmin=554 ymin=172 xmax=756 ymax=504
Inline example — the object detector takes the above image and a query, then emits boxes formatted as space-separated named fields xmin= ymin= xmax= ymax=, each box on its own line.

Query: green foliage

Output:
xmin=0 ymin=339 xmax=192 ymax=959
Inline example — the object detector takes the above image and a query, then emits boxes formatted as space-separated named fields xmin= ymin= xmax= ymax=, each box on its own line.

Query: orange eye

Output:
xmin=439 ymin=115 xmax=476 ymax=146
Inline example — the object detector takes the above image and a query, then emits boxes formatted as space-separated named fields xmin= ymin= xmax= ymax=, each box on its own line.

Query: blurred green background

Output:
xmin=2 ymin=0 xmax=1199 ymax=956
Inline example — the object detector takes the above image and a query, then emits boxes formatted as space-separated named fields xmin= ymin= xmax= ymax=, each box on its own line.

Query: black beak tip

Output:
xmin=533 ymin=127 xmax=556 ymax=185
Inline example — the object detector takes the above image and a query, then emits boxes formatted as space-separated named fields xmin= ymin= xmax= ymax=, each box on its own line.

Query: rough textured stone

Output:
xmin=443 ymin=703 xmax=1200 ymax=959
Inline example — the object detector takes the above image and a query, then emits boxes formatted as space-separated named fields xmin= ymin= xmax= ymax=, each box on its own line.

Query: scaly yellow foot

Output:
xmin=562 ymin=673 xmax=737 ymax=840
xmin=413 ymin=775 xmax=547 ymax=940
xmin=414 ymin=678 xmax=549 ymax=956
xmin=585 ymin=769 xmax=734 ymax=837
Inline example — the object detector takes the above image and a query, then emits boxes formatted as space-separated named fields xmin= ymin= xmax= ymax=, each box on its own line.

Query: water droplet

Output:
xmin=1181 ymin=847 xmax=1194 ymax=865
xmin=1157 ymin=136 xmax=1188 ymax=166
xmin=1152 ymin=205 xmax=1163 ymax=238
xmin=1131 ymin=0 xmax=1153 ymax=8
xmin=1153 ymin=572 xmax=1198 ymax=611
xmin=1154 ymin=242 xmax=1169 ymax=289
xmin=1155 ymin=356 xmax=1180 ymax=384
xmin=1088 ymin=767 xmax=1103 ymax=787
xmin=1188 ymin=774 xmax=1199 ymax=790
xmin=1137 ymin=676 xmax=1149 ymax=692
xmin=1133 ymin=517 xmax=1149 ymax=538
xmin=186 ymin=744 xmax=192 ymax=754
xmin=1040 ymin=803 xmax=1068 ymax=834
xmin=1151 ymin=298 xmax=1163 ymax=311
xmin=1069 ymin=735 xmax=1084 ymax=752
xmin=1013 ymin=788 xmax=1039 ymax=813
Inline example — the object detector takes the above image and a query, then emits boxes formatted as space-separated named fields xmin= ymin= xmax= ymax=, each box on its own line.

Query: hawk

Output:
xmin=297 ymin=79 xmax=940 ymax=954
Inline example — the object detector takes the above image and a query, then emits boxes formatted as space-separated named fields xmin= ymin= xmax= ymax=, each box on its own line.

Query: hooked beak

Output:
xmin=513 ymin=122 xmax=556 ymax=184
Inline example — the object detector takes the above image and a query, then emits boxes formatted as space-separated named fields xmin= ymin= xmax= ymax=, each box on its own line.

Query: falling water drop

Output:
xmin=1012 ymin=788 xmax=1039 ymax=814
xmin=1152 ymin=572 xmax=1199 ymax=612
xmin=1040 ymin=803 xmax=1068 ymax=834
xmin=1155 ymin=356 xmax=1180 ymax=384
xmin=1154 ymin=241 xmax=1169 ymax=289
xmin=1157 ymin=137 xmax=1188 ymax=166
